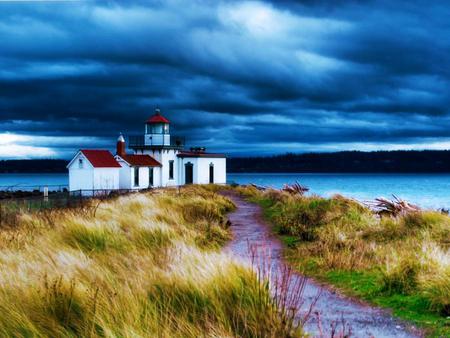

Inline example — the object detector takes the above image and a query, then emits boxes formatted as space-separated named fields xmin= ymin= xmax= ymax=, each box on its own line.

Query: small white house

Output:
xmin=68 ymin=108 xmax=226 ymax=192
xmin=67 ymin=149 xmax=121 ymax=194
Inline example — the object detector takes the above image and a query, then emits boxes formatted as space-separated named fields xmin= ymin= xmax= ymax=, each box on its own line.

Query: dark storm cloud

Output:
xmin=0 ymin=0 xmax=450 ymax=158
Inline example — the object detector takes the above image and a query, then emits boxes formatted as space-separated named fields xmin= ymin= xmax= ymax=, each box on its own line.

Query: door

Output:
xmin=149 ymin=168 xmax=154 ymax=187
xmin=209 ymin=164 xmax=214 ymax=184
xmin=185 ymin=162 xmax=193 ymax=184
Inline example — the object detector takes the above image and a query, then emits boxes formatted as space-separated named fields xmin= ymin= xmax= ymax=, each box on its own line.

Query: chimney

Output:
xmin=116 ymin=133 xmax=126 ymax=157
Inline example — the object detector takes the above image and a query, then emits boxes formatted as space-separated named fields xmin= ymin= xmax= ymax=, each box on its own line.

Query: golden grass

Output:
xmin=0 ymin=186 xmax=301 ymax=337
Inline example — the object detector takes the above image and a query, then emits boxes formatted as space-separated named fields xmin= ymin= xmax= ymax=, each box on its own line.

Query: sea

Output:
xmin=1 ymin=173 xmax=449 ymax=210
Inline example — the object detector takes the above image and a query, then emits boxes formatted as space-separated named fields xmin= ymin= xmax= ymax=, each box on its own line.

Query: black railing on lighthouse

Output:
xmin=128 ymin=135 xmax=185 ymax=148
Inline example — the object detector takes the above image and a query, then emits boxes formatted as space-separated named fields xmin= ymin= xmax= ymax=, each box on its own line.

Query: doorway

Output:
xmin=209 ymin=163 xmax=214 ymax=184
xmin=149 ymin=168 xmax=154 ymax=187
xmin=185 ymin=162 xmax=193 ymax=184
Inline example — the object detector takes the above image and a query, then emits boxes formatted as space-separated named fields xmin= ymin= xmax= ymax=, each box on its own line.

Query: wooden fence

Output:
xmin=0 ymin=188 xmax=147 ymax=228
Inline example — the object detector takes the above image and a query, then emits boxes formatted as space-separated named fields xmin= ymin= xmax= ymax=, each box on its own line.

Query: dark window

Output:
xmin=149 ymin=168 xmax=154 ymax=187
xmin=209 ymin=163 xmax=214 ymax=184
xmin=78 ymin=158 xmax=83 ymax=169
xmin=169 ymin=160 xmax=174 ymax=180
xmin=134 ymin=167 xmax=140 ymax=186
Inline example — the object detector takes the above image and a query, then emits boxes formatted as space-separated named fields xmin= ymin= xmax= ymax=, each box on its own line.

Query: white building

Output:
xmin=68 ymin=109 xmax=226 ymax=193
xmin=67 ymin=149 xmax=121 ymax=193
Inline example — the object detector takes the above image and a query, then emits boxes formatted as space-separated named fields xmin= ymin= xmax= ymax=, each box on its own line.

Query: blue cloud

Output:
xmin=0 ymin=0 xmax=449 ymax=158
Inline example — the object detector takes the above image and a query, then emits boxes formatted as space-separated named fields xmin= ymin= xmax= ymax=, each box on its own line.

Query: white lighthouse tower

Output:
xmin=144 ymin=108 xmax=171 ymax=146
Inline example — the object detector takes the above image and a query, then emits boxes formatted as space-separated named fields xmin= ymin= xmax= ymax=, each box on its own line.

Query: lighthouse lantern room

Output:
xmin=144 ymin=108 xmax=171 ymax=147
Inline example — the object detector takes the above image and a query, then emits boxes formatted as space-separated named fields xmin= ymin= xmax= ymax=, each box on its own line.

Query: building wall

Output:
xmin=138 ymin=149 xmax=179 ymax=186
xmin=200 ymin=157 xmax=226 ymax=184
xmin=178 ymin=157 xmax=198 ymax=185
xmin=160 ymin=149 xmax=179 ymax=186
xmin=177 ymin=157 xmax=226 ymax=185
xmin=68 ymin=152 xmax=94 ymax=191
xmin=130 ymin=166 xmax=149 ymax=189
xmin=93 ymin=168 xmax=120 ymax=190
xmin=117 ymin=156 xmax=162 ymax=189
xmin=150 ymin=167 xmax=162 ymax=188
xmin=117 ymin=160 xmax=132 ymax=189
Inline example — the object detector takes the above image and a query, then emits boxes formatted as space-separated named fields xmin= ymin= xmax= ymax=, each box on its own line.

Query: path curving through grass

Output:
xmin=223 ymin=192 xmax=423 ymax=337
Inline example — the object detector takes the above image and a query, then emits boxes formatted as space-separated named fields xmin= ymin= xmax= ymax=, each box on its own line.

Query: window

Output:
xmin=134 ymin=167 xmax=140 ymax=186
xmin=149 ymin=168 xmax=154 ymax=187
xmin=78 ymin=158 xmax=83 ymax=169
xmin=209 ymin=163 xmax=214 ymax=184
xmin=169 ymin=160 xmax=174 ymax=180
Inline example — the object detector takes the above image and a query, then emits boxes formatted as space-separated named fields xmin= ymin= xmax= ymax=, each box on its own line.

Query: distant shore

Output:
xmin=3 ymin=150 xmax=450 ymax=173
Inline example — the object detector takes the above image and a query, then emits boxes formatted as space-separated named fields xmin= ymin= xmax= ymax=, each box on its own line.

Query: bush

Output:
xmin=381 ymin=255 xmax=421 ymax=294
xmin=420 ymin=268 xmax=450 ymax=316
xmin=272 ymin=195 xmax=370 ymax=241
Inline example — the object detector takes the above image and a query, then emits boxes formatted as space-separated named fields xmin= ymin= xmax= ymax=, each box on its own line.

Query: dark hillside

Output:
xmin=2 ymin=151 xmax=450 ymax=173
xmin=228 ymin=150 xmax=450 ymax=173
xmin=0 ymin=159 xmax=68 ymax=173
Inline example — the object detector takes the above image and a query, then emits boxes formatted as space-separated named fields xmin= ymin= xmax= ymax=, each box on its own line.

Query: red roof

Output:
xmin=81 ymin=150 xmax=121 ymax=168
xmin=146 ymin=113 xmax=170 ymax=124
xmin=122 ymin=154 xmax=162 ymax=167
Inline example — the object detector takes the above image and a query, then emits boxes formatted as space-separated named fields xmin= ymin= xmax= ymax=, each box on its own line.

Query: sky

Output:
xmin=0 ymin=0 xmax=449 ymax=159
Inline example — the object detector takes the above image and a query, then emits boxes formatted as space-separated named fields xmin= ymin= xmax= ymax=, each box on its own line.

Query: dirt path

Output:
xmin=223 ymin=193 xmax=422 ymax=338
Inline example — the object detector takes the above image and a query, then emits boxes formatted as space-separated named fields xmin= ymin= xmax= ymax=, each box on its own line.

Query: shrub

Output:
xmin=272 ymin=195 xmax=370 ymax=241
xmin=420 ymin=268 xmax=450 ymax=316
xmin=381 ymin=254 xmax=421 ymax=294
xmin=402 ymin=211 xmax=449 ymax=230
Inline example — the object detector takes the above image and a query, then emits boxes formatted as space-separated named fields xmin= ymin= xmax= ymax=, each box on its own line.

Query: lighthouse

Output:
xmin=144 ymin=108 xmax=171 ymax=147
xmin=68 ymin=107 xmax=227 ymax=191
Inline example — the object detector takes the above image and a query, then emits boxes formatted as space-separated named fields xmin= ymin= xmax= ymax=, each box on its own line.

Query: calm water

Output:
xmin=228 ymin=173 xmax=450 ymax=210
xmin=1 ymin=173 xmax=449 ymax=209
xmin=0 ymin=173 xmax=68 ymax=191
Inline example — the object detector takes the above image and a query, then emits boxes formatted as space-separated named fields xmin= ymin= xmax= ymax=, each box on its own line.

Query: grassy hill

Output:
xmin=0 ymin=186 xmax=300 ymax=337
xmin=236 ymin=185 xmax=450 ymax=337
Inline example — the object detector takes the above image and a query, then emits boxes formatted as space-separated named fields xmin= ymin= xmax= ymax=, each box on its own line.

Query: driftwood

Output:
xmin=249 ymin=183 xmax=268 ymax=191
xmin=282 ymin=181 xmax=309 ymax=196
xmin=365 ymin=195 xmax=420 ymax=216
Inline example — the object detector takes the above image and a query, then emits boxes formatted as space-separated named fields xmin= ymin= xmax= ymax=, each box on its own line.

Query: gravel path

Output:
xmin=223 ymin=192 xmax=423 ymax=338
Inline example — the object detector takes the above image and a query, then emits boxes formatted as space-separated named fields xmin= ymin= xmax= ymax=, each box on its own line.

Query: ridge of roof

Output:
xmin=80 ymin=149 xmax=121 ymax=168
xmin=117 ymin=154 xmax=162 ymax=167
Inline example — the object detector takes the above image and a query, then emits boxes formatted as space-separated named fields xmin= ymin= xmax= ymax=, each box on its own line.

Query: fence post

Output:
xmin=44 ymin=186 xmax=49 ymax=203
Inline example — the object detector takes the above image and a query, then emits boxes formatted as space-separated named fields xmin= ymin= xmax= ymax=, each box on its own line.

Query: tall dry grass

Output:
xmin=0 ymin=186 xmax=303 ymax=337
xmin=237 ymin=185 xmax=450 ymax=317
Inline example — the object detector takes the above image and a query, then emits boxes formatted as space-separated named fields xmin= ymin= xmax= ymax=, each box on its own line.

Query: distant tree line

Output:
xmin=228 ymin=150 xmax=450 ymax=173
xmin=2 ymin=150 xmax=450 ymax=173
xmin=0 ymin=159 xmax=68 ymax=173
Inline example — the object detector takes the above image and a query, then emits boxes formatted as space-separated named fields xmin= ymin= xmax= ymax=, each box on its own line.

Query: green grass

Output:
xmin=324 ymin=270 xmax=450 ymax=338
xmin=238 ymin=187 xmax=450 ymax=337
xmin=285 ymin=245 xmax=450 ymax=337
